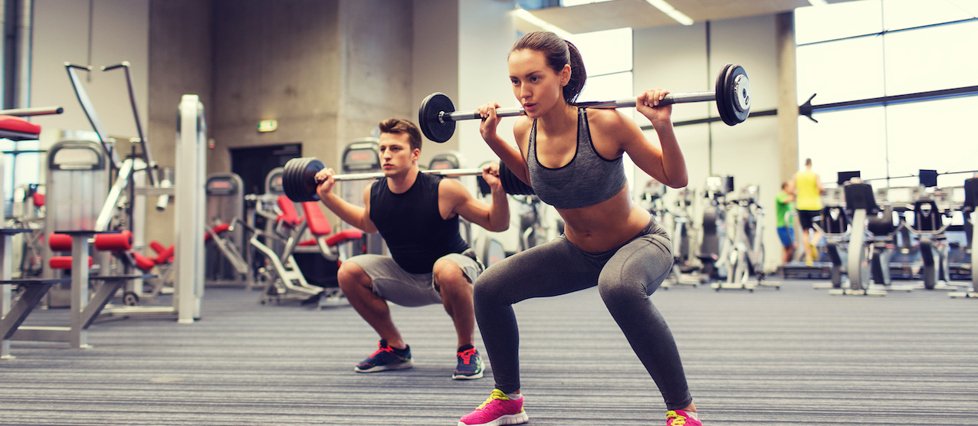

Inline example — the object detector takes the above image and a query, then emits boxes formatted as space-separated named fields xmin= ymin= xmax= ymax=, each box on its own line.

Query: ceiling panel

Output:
xmin=524 ymin=0 xmax=858 ymax=34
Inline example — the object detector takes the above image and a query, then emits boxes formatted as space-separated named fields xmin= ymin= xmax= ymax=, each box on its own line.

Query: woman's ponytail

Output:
xmin=563 ymin=40 xmax=587 ymax=103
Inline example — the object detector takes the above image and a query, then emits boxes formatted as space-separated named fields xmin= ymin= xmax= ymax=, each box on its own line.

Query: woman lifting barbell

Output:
xmin=457 ymin=31 xmax=702 ymax=426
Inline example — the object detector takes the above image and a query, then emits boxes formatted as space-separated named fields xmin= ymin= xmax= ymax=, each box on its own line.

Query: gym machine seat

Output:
xmin=298 ymin=202 xmax=363 ymax=259
xmin=0 ymin=115 xmax=41 ymax=141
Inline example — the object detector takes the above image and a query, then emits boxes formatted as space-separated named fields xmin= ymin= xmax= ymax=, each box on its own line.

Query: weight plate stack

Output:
xmin=715 ymin=64 xmax=735 ymax=126
xmin=716 ymin=64 xmax=751 ymax=126
xmin=301 ymin=158 xmax=325 ymax=201
xmin=498 ymin=161 xmax=534 ymax=196
xmin=282 ymin=158 xmax=300 ymax=202
xmin=727 ymin=65 xmax=751 ymax=124
xmin=418 ymin=92 xmax=457 ymax=143
xmin=283 ymin=157 xmax=324 ymax=202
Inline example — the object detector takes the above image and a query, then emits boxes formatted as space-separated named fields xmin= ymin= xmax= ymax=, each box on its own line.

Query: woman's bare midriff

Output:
xmin=558 ymin=186 xmax=651 ymax=253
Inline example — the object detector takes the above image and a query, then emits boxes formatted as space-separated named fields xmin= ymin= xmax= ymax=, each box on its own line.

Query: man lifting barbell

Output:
xmin=456 ymin=31 xmax=704 ymax=426
xmin=312 ymin=118 xmax=509 ymax=380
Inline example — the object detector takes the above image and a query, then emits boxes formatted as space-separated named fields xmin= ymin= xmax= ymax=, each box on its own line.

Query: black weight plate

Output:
xmin=517 ymin=177 xmax=535 ymax=196
xmin=722 ymin=64 xmax=740 ymax=126
xmin=301 ymin=158 xmax=325 ymax=202
xmin=289 ymin=158 xmax=309 ymax=202
xmin=418 ymin=92 xmax=456 ymax=143
xmin=283 ymin=157 xmax=317 ymax=202
xmin=727 ymin=65 xmax=750 ymax=124
xmin=498 ymin=161 xmax=534 ymax=196
xmin=288 ymin=158 xmax=309 ymax=202
xmin=715 ymin=64 xmax=735 ymax=126
xmin=288 ymin=157 xmax=309 ymax=202
xmin=498 ymin=161 xmax=514 ymax=195
xmin=282 ymin=158 xmax=302 ymax=202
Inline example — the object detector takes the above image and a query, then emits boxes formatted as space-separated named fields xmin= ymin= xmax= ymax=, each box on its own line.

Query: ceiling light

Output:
xmin=808 ymin=0 xmax=828 ymax=5
xmin=513 ymin=6 xmax=574 ymax=39
xmin=561 ymin=0 xmax=615 ymax=6
xmin=644 ymin=0 xmax=694 ymax=25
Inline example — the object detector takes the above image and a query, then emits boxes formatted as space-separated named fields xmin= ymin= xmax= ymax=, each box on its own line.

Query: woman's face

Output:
xmin=508 ymin=49 xmax=569 ymax=118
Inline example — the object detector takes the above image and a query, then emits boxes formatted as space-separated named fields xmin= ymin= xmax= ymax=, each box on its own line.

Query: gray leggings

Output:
xmin=473 ymin=217 xmax=693 ymax=410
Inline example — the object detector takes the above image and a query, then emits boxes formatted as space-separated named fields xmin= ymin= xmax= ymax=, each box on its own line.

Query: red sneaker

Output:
xmin=458 ymin=389 xmax=528 ymax=426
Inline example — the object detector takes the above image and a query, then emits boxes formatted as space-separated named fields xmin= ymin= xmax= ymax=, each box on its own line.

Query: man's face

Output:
xmin=378 ymin=132 xmax=418 ymax=176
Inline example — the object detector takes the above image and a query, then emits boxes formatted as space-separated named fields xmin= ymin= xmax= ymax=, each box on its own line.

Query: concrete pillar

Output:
xmin=336 ymin=0 xmax=415 ymax=161
xmin=776 ymin=12 xmax=799 ymax=182
xmin=147 ymin=0 xmax=213 ymax=248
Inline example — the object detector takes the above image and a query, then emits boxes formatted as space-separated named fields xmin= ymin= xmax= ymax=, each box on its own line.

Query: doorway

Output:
xmin=230 ymin=143 xmax=301 ymax=196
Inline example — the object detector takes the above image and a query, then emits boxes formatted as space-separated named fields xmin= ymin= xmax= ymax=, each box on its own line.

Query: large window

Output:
xmin=795 ymin=0 xmax=978 ymax=189
xmin=568 ymin=28 xmax=636 ymax=186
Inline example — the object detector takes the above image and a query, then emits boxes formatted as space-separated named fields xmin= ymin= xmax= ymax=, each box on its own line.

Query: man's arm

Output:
xmin=317 ymin=178 xmax=379 ymax=234
xmin=444 ymin=164 xmax=510 ymax=233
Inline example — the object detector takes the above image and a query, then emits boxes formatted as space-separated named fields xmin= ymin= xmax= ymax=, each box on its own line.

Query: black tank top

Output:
xmin=369 ymin=171 xmax=469 ymax=274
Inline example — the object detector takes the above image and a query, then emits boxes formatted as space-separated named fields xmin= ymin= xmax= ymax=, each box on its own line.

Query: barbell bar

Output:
xmin=419 ymin=63 xmax=751 ymax=143
xmin=281 ymin=157 xmax=534 ymax=203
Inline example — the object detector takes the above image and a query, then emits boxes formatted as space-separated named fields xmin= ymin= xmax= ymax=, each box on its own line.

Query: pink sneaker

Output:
xmin=666 ymin=410 xmax=702 ymax=426
xmin=458 ymin=389 xmax=529 ymax=426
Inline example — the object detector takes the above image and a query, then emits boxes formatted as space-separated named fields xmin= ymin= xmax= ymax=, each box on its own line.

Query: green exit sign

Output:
xmin=258 ymin=119 xmax=278 ymax=132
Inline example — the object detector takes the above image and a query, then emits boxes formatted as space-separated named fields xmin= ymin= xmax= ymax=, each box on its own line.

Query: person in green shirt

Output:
xmin=775 ymin=181 xmax=796 ymax=264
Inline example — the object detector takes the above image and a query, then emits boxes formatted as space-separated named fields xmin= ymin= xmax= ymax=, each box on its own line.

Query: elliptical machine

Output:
xmin=712 ymin=185 xmax=780 ymax=291
xmin=907 ymin=197 xmax=952 ymax=290
xmin=662 ymin=187 xmax=706 ymax=288
xmin=950 ymin=177 xmax=978 ymax=298
xmin=865 ymin=203 xmax=913 ymax=291
xmin=826 ymin=182 xmax=890 ymax=296
xmin=698 ymin=176 xmax=732 ymax=281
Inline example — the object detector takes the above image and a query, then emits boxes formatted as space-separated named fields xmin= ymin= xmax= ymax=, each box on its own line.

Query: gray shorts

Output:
xmin=345 ymin=252 xmax=483 ymax=307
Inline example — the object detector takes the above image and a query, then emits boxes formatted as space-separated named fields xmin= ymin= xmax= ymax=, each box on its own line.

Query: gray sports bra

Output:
xmin=526 ymin=108 xmax=628 ymax=210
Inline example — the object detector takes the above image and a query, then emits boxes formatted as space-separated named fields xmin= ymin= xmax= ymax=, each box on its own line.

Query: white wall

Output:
xmin=457 ymin=0 xmax=523 ymax=251
xmin=634 ymin=15 xmax=782 ymax=271
xmin=457 ymin=0 xmax=515 ymax=170
xmin=30 ymin=0 xmax=150 ymax=151
xmin=413 ymin=0 xmax=460 ymax=167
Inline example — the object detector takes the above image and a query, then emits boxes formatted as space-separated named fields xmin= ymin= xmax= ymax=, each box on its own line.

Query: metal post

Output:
xmin=175 ymin=95 xmax=205 ymax=324
xmin=847 ymin=209 xmax=867 ymax=292
xmin=69 ymin=233 xmax=93 ymax=348
xmin=1 ymin=232 xmax=11 ymax=358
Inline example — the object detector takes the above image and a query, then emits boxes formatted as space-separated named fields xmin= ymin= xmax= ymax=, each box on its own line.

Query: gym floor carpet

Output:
xmin=1 ymin=280 xmax=976 ymax=425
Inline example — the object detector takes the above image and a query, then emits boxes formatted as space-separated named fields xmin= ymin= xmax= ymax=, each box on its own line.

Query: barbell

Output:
xmin=419 ymin=63 xmax=751 ymax=143
xmin=281 ymin=157 xmax=535 ymax=202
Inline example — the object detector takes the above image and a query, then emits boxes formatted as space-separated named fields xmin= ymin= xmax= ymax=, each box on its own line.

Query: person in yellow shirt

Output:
xmin=787 ymin=158 xmax=824 ymax=266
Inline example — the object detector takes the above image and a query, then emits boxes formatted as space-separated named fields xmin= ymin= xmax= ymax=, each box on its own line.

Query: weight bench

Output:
xmin=295 ymin=201 xmax=363 ymax=262
xmin=0 ymin=114 xmax=41 ymax=142
xmin=248 ymin=197 xmax=362 ymax=305
xmin=1 ymin=228 xmax=70 ymax=359
xmin=4 ymin=230 xmax=153 ymax=354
